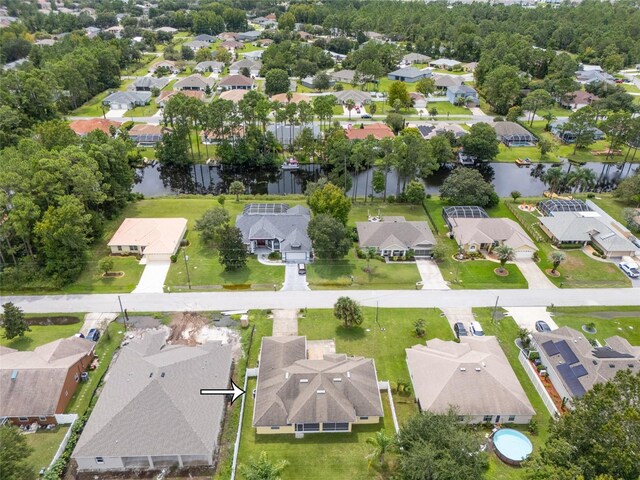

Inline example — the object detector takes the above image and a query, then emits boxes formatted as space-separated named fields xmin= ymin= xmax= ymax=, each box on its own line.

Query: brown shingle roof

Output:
xmin=345 ymin=123 xmax=394 ymax=140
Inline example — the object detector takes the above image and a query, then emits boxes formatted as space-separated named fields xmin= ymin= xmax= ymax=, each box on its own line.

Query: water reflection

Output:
xmin=133 ymin=161 xmax=637 ymax=198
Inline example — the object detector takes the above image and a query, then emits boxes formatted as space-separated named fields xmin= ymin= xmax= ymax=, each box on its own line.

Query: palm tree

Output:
xmin=495 ymin=245 xmax=515 ymax=274
xmin=568 ymin=167 xmax=597 ymax=193
xmin=240 ymin=452 xmax=288 ymax=480
xmin=549 ymin=251 xmax=566 ymax=275
xmin=542 ymin=167 xmax=565 ymax=194
xmin=366 ymin=429 xmax=395 ymax=466
xmin=229 ymin=180 xmax=245 ymax=202
xmin=541 ymin=111 xmax=556 ymax=131
xmin=345 ymin=99 xmax=356 ymax=120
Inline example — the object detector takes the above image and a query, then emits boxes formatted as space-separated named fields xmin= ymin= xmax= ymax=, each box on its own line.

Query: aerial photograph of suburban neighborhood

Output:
xmin=1 ymin=0 xmax=640 ymax=479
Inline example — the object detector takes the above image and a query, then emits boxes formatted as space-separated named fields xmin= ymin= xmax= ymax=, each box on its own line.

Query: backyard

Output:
xmin=0 ymin=315 xmax=83 ymax=350
xmin=550 ymin=306 xmax=640 ymax=345
xmin=24 ymin=426 xmax=70 ymax=474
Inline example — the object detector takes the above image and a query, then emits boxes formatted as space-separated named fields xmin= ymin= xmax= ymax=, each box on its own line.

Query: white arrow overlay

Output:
xmin=200 ymin=379 xmax=245 ymax=404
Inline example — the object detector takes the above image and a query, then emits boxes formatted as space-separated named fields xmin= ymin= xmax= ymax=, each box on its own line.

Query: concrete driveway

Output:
xmin=80 ymin=312 xmax=118 ymax=336
xmin=416 ymin=259 xmax=449 ymax=290
xmin=441 ymin=307 xmax=475 ymax=334
xmin=132 ymin=260 xmax=171 ymax=293
xmin=281 ymin=264 xmax=310 ymax=291
xmin=504 ymin=307 xmax=558 ymax=332
xmin=105 ymin=109 xmax=127 ymax=119
xmin=272 ymin=309 xmax=298 ymax=336
xmin=515 ymin=259 xmax=556 ymax=289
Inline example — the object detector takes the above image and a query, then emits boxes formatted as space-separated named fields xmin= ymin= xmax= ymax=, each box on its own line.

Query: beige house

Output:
xmin=356 ymin=216 xmax=436 ymax=257
xmin=108 ymin=218 xmax=187 ymax=261
xmin=253 ymin=336 xmax=384 ymax=435
xmin=449 ymin=217 xmax=538 ymax=259
xmin=406 ymin=337 xmax=535 ymax=424
xmin=0 ymin=337 xmax=95 ymax=427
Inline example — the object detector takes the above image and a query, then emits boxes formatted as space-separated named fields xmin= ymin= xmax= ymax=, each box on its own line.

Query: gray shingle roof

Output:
xmin=174 ymin=74 xmax=216 ymax=90
xmin=388 ymin=66 xmax=430 ymax=79
xmin=73 ymin=332 xmax=232 ymax=458
xmin=235 ymin=204 xmax=312 ymax=253
xmin=133 ymin=76 xmax=169 ymax=89
xmin=333 ymin=90 xmax=371 ymax=104
xmin=103 ymin=91 xmax=151 ymax=105
xmin=450 ymin=217 xmax=537 ymax=251
xmin=253 ymin=337 xmax=384 ymax=427
xmin=356 ymin=217 xmax=435 ymax=251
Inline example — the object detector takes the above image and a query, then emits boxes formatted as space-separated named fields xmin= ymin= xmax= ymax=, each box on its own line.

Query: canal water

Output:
xmin=133 ymin=161 xmax=638 ymax=198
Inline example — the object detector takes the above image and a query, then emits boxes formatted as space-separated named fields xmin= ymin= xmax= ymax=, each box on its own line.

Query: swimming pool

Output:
xmin=492 ymin=429 xmax=533 ymax=466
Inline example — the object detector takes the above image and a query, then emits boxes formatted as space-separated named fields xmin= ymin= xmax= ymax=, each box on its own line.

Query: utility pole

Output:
xmin=118 ymin=295 xmax=127 ymax=331
xmin=491 ymin=295 xmax=500 ymax=324
xmin=183 ymin=248 xmax=191 ymax=290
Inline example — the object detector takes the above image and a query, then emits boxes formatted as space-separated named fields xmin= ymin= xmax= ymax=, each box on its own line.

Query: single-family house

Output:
xmin=235 ymin=203 xmax=312 ymax=262
xmin=194 ymin=34 xmax=217 ymax=43
xmin=575 ymin=70 xmax=615 ymax=85
xmin=220 ymin=40 xmax=244 ymax=51
xmin=430 ymin=58 xmax=461 ymax=70
xmin=35 ymin=38 xmax=56 ymax=46
xmin=539 ymin=212 xmax=638 ymax=257
xmin=251 ymin=16 xmax=271 ymax=27
xmin=237 ymin=30 xmax=261 ymax=42
xmin=253 ymin=336 xmax=384 ymax=434
xmin=357 ymin=216 xmax=436 ymax=257
xmin=85 ymin=26 xmax=101 ymax=38
xmin=434 ymin=74 xmax=463 ymax=92
xmin=218 ymin=74 xmax=255 ymax=90
xmin=345 ymin=123 xmax=395 ymax=141
xmin=410 ymin=92 xmax=427 ymax=109
xmin=194 ymin=61 xmax=225 ymax=74
xmin=560 ymin=90 xmax=599 ymax=110
xmin=72 ymin=331 xmax=232 ymax=471
xmin=406 ymin=337 xmax=536 ymax=424
xmin=105 ymin=25 xmax=123 ymax=38
xmin=184 ymin=40 xmax=210 ymax=51
xmin=243 ymin=49 xmax=264 ymax=61
xmin=0 ymin=337 xmax=95 ymax=427
xmin=387 ymin=66 xmax=432 ymax=83
xmin=108 ymin=218 xmax=187 ymax=261
xmin=257 ymin=38 xmax=274 ymax=47
xmin=446 ymin=85 xmax=479 ymax=106
xmin=297 ymin=31 xmax=313 ymax=41
xmin=531 ymin=327 xmax=640 ymax=403
xmin=218 ymin=89 xmax=249 ymax=102
xmin=550 ymin=120 xmax=605 ymax=143
xmin=69 ymin=119 xmax=121 ymax=136
xmin=416 ymin=124 xmax=467 ymax=140
xmin=132 ymin=76 xmax=169 ymax=92
xmin=401 ymin=52 xmax=431 ymax=65
xmin=462 ymin=62 xmax=478 ymax=72
xmin=128 ymin=124 xmax=165 ymax=147
xmin=493 ymin=121 xmax=537 ymax=146
xmin=364 ymin=31 xmax=385 ymax=41
xmin=267 ymin=124 xmax=321 ymax=147
xmin=218 ymin=32 xmax=240 ymax=41
xmin=300 ymin=74 xmax=336 ymax=89
xmin=330 ymin=69 xmax=356 ymax=84
xmin=229 ymin=59 xmax=261 ymax=77
xmin=333 ymin=90 xmax=371 ymax=105
xmin=155 ymin=26 xmax=177 ymax=34
xmin=149 ymin=60 xmax=180 ymax=74
xmin=448 ymin=217 xmax=538 ymax=258
xmin=156 ymin=90 xmax=205 ymax=107
xmin=174 ymin=74 xmax=215 ymax=92
xmin=102 ymin=91 xmax=151 ymax=110
xmin=270 ymin=93 xmax=312 ymax=104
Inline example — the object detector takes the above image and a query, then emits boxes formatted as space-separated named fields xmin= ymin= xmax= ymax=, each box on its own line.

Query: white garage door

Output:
xmin=515 ymin=250 xmax=534 ymax=259
xmin=284 ymin=252 xmax=307 ymax=263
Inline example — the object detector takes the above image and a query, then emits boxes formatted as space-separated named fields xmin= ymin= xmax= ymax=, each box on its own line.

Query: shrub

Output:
xmin=355 ymin=247 xmax=366 ymax=259
xmin=170 ymin=254 xmax=177 ymax=263
xmin=387 ymin=195 xmax=396 ymax=203
xmin=414 ymin=318 xmax=426 ymax=337
xmin=267 ymin=251 xmax=282 ymax=260
xmin=536 ymin=364 xmax=546 ymax=372
xmin=528 ymin=418 xmax=538 ymax=435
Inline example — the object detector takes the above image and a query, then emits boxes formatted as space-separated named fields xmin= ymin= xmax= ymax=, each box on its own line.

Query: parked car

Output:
xmin=535 ymin=320 xmax=552 ymax=332
xmin=469 ymin=321 xmax=484 ymax=336
xmin=86 ymin=328 xmax=100 ymax=342
xmin=619 ymin=261 xmax=640 ymax=278
xmin=360 ymin=113 xmax=372 ymax=119
xmin=74 ymin=332 xmax=85 ymax=338
xmin=454 ymin=322 xmax=468 ymax=338
xmin=297 ymin=263 xmax=306 ymax=275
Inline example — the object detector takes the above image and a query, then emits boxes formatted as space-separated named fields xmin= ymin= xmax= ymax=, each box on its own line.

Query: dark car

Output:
xmin=86 ymin=328 xmax=100 ymax=342
xmin=454 ymin=322 xmax=468 ymax=338
xmin=535 ymin=321 xmax=551 ymax=332
xmin=360 ymin=114 xmax=372 ymax=119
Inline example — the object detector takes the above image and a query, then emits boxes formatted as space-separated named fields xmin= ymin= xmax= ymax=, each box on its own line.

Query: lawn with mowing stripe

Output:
xmin=0 ymin=315 xmax=83 ymax=350
xmin=25 ymin=425 xmax=70 ymax=473
xmin=591 ymin=193 xmax=636 ymax=225
xmin=550 ymin=306 xmax=640 ymax=345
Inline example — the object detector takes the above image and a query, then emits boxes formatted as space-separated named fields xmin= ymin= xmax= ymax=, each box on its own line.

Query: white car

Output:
xmin=619 ymin=262 xmax=640 ymax=278
xmin=469 ymin=321 xmax=484 ymax=336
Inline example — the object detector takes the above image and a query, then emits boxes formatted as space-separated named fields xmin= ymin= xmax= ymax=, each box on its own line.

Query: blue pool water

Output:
xmin=493 ymin=429 xmax=533 ymax=461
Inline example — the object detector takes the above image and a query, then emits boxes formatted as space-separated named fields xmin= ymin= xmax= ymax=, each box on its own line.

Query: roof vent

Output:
xmin=482 ymin=362 xmax=486 ymax=367
xmin=149 ymin=373 xmax=153 ymax=378
xmin=285 ymin=372 xmax=289 ymax=379
xmin=161 ymin=372 xmax=165 ymax=377
xmin=11 ymin=370 xmax=18 ymax=381
xmin=460 ymin=368 xmax=466 ymax=372
xmin=609 ymin=364 xmax=615 ymax=368
xmin=475 ymin=367 xmax=481 ymax=372
xmin=333 ymin=378 xmax=342 ymax=382
xmin=346 ymin=371 xmax=351 ymax=378
xmin=300 ymin=378 xmax=308 ymax=383
xmin=317 ymin=389 xmax=325 ymax=394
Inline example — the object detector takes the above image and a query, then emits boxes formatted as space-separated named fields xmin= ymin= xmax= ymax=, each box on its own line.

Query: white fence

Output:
xmin=378 ymin=381 xmax=400 ymax=433
xmin=518 ymin=350 xmax=559 ymax=417
xmin=49 ymin=414 xmax=79 ymax=469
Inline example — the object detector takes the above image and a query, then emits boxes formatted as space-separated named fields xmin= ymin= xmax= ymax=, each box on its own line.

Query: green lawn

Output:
xmin=0 ymin=316 xmax=83 ymax=350
xmin=423 ymin=101 xmax=471 ymax=116
xmin=71 ymin=91 xmax=110 ymax=117
xmin=620 ymin=83 xmax=640 ymax=94
xmin=591 ymin=193 xmax=636 ymax=224
xmin=349 ymin=202 xmax=427 ymax=222
xmin=124 ymin=103 xmax=159 ymax=117
xmin=25 ymin=425 xmax=69 ymax=473
xmin=431 ymin=68 xmax=467 ymax=76
xmin=61 ymin=255 xmax=144 ymax=294
xmin=474 ymin=308 xmax=552 ymax=479
xmin=550 ymin=306 xmax=640 ymax=345
xmin=121 ymin=54 xmax=156 ymax=76
xmin=496 ymin=143 xmax=559 ymax=163
xmin=65 ymin=320 xmax=125 ymax=415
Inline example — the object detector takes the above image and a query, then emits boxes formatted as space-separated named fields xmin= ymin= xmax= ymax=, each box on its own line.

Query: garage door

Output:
xmin=284 ymin=252 xmax=307 ymax=263
xmin=514 ymin=250 xmax=534 ymax=259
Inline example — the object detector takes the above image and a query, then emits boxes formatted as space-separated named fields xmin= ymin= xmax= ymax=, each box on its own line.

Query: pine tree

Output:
xmin=1 ymin=302 xmax=30 ymax=340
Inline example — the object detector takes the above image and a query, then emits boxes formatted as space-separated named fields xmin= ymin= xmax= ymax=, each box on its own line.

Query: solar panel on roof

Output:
xmin=592 ymin=347 xmax=634 ymax=359
xmin=541 ymin=340 xmax=560 ymax=357
xmin=557 ymin=363 xmax=587 ymax=398
xmin=556 ymin=340 xmax=580 ymax=365
xmin=571 ymin=364 xmax=588 ymax=378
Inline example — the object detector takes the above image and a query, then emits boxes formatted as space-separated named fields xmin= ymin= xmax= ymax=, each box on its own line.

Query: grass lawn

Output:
xmin=349 ymin=202 xmax=428 ymax=222
xmin=124 ymin=103 xmax=159 ymax=117
xmin=496 ymin=143 xmax=559 ymax=163
xmin=590 ymin=193 xmax=636 ymax=224
xmin=65 ymin=320 xmax=125 ymax=415
xmin=474 ymin=308 xmax=552 ymax=479
xmin=61 ymin=255 xmax=145 ymax=294
xmin=0 ymin=315 xmax=83 ymax=350
xmin=25 ymin=425 xmax=69 ymax=473
xmin=71 ymin=91 xmax=110 ymax=117
xmin=620 ymin=82 xmax=640 ymax=94
xmin=424 ymin=101 xmax=471 ymax=116
xmin=376 ymin=77 xmax=418 ymax=94
xmin=431 ymin=68 xmax=467 ymax=76
xmin=423 ymin=198 xmax=528 ymax=289
xmin=121 ymin=54 xmax=156 ymax=76
xmin=550 ymin=306 xmax=640 ymax=345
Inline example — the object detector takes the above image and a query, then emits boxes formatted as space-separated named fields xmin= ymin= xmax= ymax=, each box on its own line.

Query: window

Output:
xmin=18 ymin=417 xmax=28 ymax=422
xmin=323 ymin=423 xmax=349 ymax=432
xmin=117 ymin=246 xmax=122 ymax=251
xmin=483 ymin=415 xmax=493 ymax=422
xmin=39 ymin=416 xmax=47 ymax=421
xmin=270 ymin=426 xmax=280 ymax=430
xmin=295 ymin=423 xmax=320 ymax=432
xmin=359 ymin=416 xmax=369 ymax=420
xmin=457 ymin=416 xmax=465 ymax=422
xmin=130 ymin=245 xmax=138 ymax=251
xmin=95 ymin=457 xmax=105 ymax=464
xmin=74 ymin=373 xmax=79 ymax=382
xmin=508 ymin=416 xmax=516 ymax=422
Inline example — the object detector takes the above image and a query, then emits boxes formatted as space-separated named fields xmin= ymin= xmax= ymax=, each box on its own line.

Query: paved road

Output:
xmin=1 ymin=288 xmax=638 ymax=313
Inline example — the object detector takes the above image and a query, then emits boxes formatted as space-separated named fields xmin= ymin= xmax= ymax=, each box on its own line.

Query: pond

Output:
xmin=132 ymin=161 xmax=637 ymax=199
